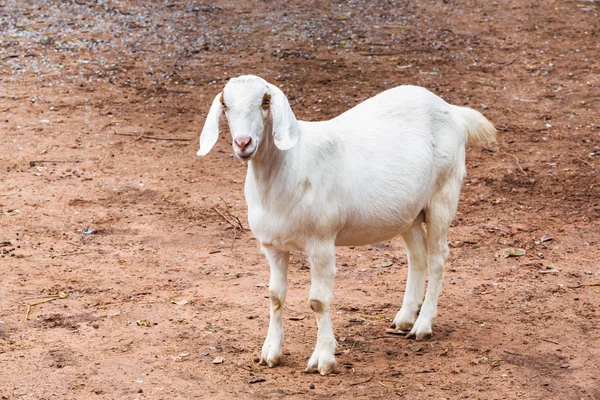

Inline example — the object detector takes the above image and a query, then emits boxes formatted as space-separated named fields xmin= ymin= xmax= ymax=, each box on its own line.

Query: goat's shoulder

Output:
xmin=296 ymin=120 xmax=344 ymax=158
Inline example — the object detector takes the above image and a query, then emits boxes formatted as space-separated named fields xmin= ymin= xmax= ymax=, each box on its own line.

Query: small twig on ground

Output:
xmin=23 ymin=294 xmax=66 ymax=321
xmin=29 ymin=160 xmax=82 ymax=167
xmin=541 ymin=338 xmax=559 ymax=345
xmin=379 ymin=378 xmax=405 ymax=383
xmin=212 ymin=198 xmax=245 ymax=249
xmin=568 ymin=282 xmax=600 ymax=289
xmin=349 ymin=376 xmax=372 ymax=386
xmin=113 ymin=132 xmax=191 ymax=141
xmin=481 ymin=225 xmax=508 ymax=233
xmin=360 ymin=49 xmax=432 ymax=56
xmin=471 ymin=81 xmax=496 ymax=88
xmin=512 ymin=154 xmax=527 ymax=175
xmin=173 ymin=54 xmax=183 ymax=75
xmin=214 ymin=197 xmax=245 ymax=230
xmin=493 ymin=56 xmax=517 ymax=66
xmin=501 ymin=153 xmax=527 ymax=176
xmin=1 ymin=54 xmax=38 ymax=61
xmin=22 ymin=295 xmax=59 ymax=301
xmin=512 ymin=97 xmax=537 ymax=102
xmin=101 ymin=120 xmax=127 ymax=131
xmin=357 ymin=313 xmax=389 ymax=320
xmin=24 ymin=305 xmax=32 ymax=321
xmin=504 ymin=350 xmax=523 ymax=356
xmin=55 ymin=251 xmax=91 ymax=257
xmin=230 ymin=226 xmax=238 ymax=249
xmin=574 ymin=158 xmax=595 ymax=170
xmin=212 ymin=207 xmax=237 ymax=229
xmin=134 ymin=131 xmax=146 ymax=141
xmin=220 ymin=197 xmax=245 ymax=229
xmin=373 ymin=333 xmax=405 ymax=339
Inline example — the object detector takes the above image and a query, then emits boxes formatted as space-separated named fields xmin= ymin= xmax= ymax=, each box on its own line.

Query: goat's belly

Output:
xmin=334 ymin=220 xmax=412 ymax=247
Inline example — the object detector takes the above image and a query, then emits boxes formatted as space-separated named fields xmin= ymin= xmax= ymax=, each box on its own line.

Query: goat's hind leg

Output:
xmin=260 ymin=246 xmax=289 ymax=367
xmin=392 ymin=212 xmax=428 ymax=331
xmin=407 ymin=180 xmax=460 ymax=340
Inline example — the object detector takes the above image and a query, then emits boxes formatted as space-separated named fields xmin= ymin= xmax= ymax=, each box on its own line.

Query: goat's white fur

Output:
xmin=198 ymin=75 xmax=496 ymax=375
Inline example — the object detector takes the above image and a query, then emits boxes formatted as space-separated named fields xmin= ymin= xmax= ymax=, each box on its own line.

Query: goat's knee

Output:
xmin=270 ymin=291 xmax=283 ymax=311
xmin=309 ymin=299 xmax=323 ymax=314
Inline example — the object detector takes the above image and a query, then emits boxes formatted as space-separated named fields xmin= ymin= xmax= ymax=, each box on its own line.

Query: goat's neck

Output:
xmin=247 ymin=128 xmax=299 ymax=205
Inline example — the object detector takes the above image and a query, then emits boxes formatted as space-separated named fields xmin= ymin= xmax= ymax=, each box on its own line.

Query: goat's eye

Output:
xmin=219 ymin=92 xmax=227 ymax=109
xmin=261 ymin=93 xmax=271 ymax=110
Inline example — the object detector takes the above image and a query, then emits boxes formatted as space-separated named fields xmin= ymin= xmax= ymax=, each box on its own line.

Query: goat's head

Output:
xmin=197 ymin=75 xmax=300 ymax=160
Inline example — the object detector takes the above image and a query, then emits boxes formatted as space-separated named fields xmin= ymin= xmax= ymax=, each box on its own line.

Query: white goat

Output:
xmin=197 ymin=75 xmax=496 ymax=375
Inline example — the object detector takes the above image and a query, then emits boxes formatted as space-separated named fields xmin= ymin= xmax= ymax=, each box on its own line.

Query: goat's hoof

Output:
xmin=305 ymin=350 xmax=337 ymax=375
xmin=391 ymin=308 xmax=417 ymax=331
xmin=259 ymin=350 xmax=281 ymax=368
xmin=405 ymin=330 xmax=432 ymax=340
xmin=260 ymin=337 xmax=283 ymax=367
xmin=406 ymin=321 xmax=433 ymax=340
xmin=390 ymin=320 xmax=414 ymax=331
xmin=259 ymin=356 xmax=280 ymax=368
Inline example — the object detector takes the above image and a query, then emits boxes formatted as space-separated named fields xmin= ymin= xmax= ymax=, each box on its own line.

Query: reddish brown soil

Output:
xmin=1 ymin=0 xmax=599 ymax=399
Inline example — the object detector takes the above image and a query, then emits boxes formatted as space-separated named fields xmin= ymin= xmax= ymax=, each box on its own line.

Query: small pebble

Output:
xmin=583 ymin=271 xmax=592 ymax=275
xmin=309 ymin=384 xmax=315 ymax=390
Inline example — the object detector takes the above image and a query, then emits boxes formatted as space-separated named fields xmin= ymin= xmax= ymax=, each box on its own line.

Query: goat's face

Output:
xmin=221 ymin=78 xmax=270 ymax=160
xmin=197 ymin=75 xmax=300 ymax=159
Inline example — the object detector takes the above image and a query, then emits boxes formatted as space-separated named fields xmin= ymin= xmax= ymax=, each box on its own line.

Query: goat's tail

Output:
xmin=453 ymin=105 xmax=497 ymax=144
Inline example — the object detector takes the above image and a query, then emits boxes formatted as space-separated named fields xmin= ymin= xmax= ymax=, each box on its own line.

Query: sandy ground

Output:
xmin=1 ymin=0 xmax=599 ymax=399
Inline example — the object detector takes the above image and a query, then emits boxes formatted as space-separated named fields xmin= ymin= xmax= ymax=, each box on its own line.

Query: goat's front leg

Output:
xmin=259 ymin=246 xmax=289 ymax=367
xmin=305 ymin=241 xmax=337 ymax=375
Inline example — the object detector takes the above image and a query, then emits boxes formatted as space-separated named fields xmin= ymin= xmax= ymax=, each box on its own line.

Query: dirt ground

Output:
xmin=1 ymin=0 xmax=599 ymax=399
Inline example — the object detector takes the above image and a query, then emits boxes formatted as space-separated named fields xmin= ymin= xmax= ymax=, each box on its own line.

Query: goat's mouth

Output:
xmin=235 ymin=148 xmax=256 ymax=160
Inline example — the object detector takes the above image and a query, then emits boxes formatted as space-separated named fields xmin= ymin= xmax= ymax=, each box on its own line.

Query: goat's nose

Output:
xmin=234 ymin=136 xmax=252 ymax=150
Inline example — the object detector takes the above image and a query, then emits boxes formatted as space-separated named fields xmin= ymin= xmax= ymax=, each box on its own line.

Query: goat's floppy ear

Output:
xmin=197 ymin=93 xmax=223 ymax=156
xmin=267 ymin=83 xmax=300 ymax=151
